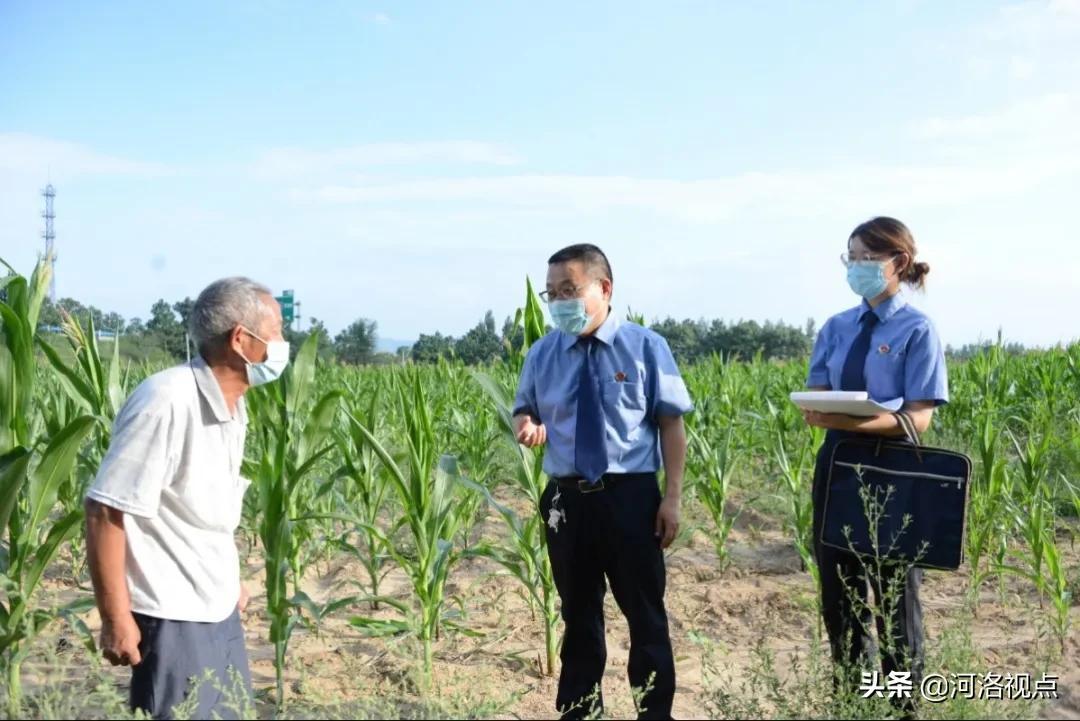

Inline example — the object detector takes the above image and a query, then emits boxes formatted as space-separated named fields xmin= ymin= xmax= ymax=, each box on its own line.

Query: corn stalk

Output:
xmin=346 ymin=370 xmax=470 ymax=683
xmin=243 ymin=334 xmax=341 ymax=708
xmin=468 ymin=369 xmax=559 ymax=676
xmin=0 ymin=256 xmax=98 ymax=713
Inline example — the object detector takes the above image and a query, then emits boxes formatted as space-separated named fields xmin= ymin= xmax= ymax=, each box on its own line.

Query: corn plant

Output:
xmin=468 ymin=369 xmax=559 ymax=676
xmin=764 ymin=399 xmax=823 ymax=584
xmin=1039 ymin=537 xmax=1072 ymax=652
xmin=687 ymin=425 xmax=738 ymax=570
xmin=1064 ymin=473 xmax=1080 ymax=546
xmin=243 ymin=334 xmax=342 ymax=708
xmin=1004 ymin=427 xmax=1054 ymax=607
xmin=332 ymin=393 xmax=401 ymax=609
xmin=346 ymin=370 xmax=471 ymax=682
xmin=36 ymin=311 xmax=129 ymax=565
xmin=503 ymin=276 xmax=546 ymax=370
xmin=447 ymin=405 xmax=500 ymax=552
xmin=965 ymin=411 xmax=1013 ymax=602
xmin=0 ymin=256 xmax=99 ymax=713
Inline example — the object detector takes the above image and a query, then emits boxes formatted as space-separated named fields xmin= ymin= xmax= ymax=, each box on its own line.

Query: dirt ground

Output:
xmin=28 ymin=507 xmax=1080 ymax=719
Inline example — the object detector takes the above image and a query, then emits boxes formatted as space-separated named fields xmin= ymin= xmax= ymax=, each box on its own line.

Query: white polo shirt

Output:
xmin=87 ymin=356 xmax=250 ymax=623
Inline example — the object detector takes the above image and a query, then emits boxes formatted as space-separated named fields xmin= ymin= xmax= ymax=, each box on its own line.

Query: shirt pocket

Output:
xmin=601 ymin=380 xmax=648 ymax=437
xmin=870 ymin=349 xmax=907 ymax=400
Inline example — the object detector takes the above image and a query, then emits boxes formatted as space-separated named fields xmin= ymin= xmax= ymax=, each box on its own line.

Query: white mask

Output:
xmin=238 ymin=328 xmax=290 ymax=386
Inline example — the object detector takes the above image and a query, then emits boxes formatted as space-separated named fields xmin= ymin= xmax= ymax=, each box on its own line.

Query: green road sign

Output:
xmin=275 ymin=290 xmax=295 ymax=323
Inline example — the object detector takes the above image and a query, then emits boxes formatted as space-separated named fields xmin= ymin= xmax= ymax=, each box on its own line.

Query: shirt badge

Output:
xmin=878 ymin=344 xmax=891 ymax=354
xmin=614 ymin=371 xmax=627 ymax=382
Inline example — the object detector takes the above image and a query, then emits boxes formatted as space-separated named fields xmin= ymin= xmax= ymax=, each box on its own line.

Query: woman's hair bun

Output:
xmin=907 ymin=261 xmax=930 ymax=288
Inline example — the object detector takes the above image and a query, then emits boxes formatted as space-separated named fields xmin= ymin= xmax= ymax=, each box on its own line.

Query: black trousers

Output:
xmin=540 ymin=472 xmax=675 ymax=720
xmin=811 ymin=431 xmax=925 ymax=692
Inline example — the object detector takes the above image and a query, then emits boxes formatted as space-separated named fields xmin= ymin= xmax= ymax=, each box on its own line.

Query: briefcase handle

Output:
xmin=893 ymin=410 xmax=922 ymax=447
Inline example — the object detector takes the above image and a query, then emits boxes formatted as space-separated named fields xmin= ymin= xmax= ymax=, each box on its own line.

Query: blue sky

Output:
xmin=2 ymin=0 xmax=1078 ymax=347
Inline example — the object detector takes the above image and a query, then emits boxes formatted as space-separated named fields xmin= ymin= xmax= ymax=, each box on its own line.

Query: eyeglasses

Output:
xmin=840 ymin=252 xmax=897 ymax=269
xmin=539 ymin=282 xmax=596 ymax=303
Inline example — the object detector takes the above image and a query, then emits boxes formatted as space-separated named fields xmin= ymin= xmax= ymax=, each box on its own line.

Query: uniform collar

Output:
xmin=861 ymin=292 xmax=907 ymax=324
xmin=191 ymin=354 xmax=244 ymax=424
xmin=560 ymin=306 xmax=619 ymax=351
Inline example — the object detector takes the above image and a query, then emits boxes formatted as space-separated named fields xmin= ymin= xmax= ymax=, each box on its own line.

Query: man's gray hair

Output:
xmin=189 ymin=277 xmax=274 ymax=353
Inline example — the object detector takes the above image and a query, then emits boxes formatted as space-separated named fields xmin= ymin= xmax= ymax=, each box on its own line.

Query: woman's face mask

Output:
xmin=846 ymin=260 xmax=892 ymax=299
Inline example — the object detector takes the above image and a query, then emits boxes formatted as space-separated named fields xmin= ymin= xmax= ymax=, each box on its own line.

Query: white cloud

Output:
xmin=287 ymin=154 xmax=1078 ymax=224
xmin=1008 ymin=55 xmax=1037 ymax=80
xmin=372 ymin=12 xmax=391 ymax=25
xmin=993 ymin=0 xmax=1080 ymax=37
xmin=0 ymin=133 xmax=170 ymax=181
xmin=268 ymin=89 xmax=1080 ymax=226
xmin=913 ymin=92 xmax=1079 ymax=142
xmin=251 ymin=141 xmax=521 ymax=180
xmin=970 ymin=0 xmax=1080 ymax=83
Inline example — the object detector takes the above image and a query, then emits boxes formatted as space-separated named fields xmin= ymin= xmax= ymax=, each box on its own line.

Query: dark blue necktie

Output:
xmin=839 ymin=311 xmax=880 ymax=391
xmin=574 ymin=337 xmax=608 ymax=483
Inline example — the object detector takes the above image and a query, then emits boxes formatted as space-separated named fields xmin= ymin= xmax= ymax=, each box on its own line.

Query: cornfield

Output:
xmin=2 ymin=254 xmax=1078 ymax=718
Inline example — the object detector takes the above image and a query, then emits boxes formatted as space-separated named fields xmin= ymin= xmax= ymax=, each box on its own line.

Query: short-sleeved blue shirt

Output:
xmin=807 ymin=293 xmax=949 ymax=406
xmin=513 ymin=309 xmax=694 ymax=478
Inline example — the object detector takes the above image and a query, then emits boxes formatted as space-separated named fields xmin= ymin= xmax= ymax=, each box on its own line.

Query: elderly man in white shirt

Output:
xmin=85 ymin=277 xmax=288 ymax=720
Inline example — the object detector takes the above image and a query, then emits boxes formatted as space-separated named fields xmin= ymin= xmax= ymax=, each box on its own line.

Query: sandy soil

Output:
xmin=25 ymin=506 xmax=1080 ymax=719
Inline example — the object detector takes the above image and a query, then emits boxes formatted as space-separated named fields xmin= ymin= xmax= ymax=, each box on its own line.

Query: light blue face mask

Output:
xmin=846 ymin=260 xmax=890 ymax=299
xmin=238 ymin=328 xmax=290 ymax=386
xmin=549 ymin=299 xmax=593 ymax=335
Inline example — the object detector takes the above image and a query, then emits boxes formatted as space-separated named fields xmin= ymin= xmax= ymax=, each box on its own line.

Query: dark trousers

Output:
xmin=811 ymin=431 xmax=925 ymax=692
xmin=540 ymin=472 xmax=675 ymax=720
xmin=131 ymin=609 xmax=253 ymax=720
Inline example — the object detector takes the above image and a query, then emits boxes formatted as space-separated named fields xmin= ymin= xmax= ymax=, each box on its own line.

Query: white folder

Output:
xmin=789 ymin=390 xmax=903 ymax=417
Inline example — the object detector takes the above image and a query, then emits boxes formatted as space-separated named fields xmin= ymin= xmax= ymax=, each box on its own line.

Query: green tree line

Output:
xmin=35 ymin=294 xmax=1029 ymax=367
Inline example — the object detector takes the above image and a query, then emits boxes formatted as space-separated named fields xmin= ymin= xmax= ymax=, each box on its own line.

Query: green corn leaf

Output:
xmin=21 ymin=416 xmax=97 ymax=553
xmin=0 ymin=447 xmax=30 ymax=545
xmin=348 ymin=616 xmax=411 ymax=637
xmin=35 ymin=338 xmax=98 ymax=414
xmin=107 ymin=330 xmax=123 ymax=417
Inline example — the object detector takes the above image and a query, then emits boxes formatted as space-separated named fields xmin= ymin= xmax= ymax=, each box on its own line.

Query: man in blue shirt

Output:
xmin=513 ymin=244 xmax=693 ymax=720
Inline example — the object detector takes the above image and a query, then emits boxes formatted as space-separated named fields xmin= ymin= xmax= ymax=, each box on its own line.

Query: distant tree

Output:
xmin=127 ymin=317 xmax=146 ymax=335
xmin=500 ymin=315 xmax=526 ymax=359
xmin=650 ymin=318 xmax=705 ymax=363
xmin=38 ymin=297 xmax=63 ymax=328
xmin=56 ymin=297 xmax=88 ymax=323
xmin=369 ymin=352 xmax=400 ymax=366
xmin=411 ymin=332 xmax=456 ymax=363
xmin=173 ymin=297 xmax=196 ymax=329
xmin=651 ymin=316 xmax=810 ymax=362
xmin=147 ymin=300 xmax=178 ymax=334
xmin=454 ymin=310 xmax=503 ymax=365
xmin=308 ymin=317 xmax=332 ymax=345
xmin=102 ymin=312 xmax=126 ymax=334
xmin=286 ymin=317 xmax=334 ymax=361
xmin=334 ymin=318 xmax=378 ymax=365
xmin=87 ymin=305 xmax=106 ymax=331
xmin=146 ymin=299 xmax=187 ymax=358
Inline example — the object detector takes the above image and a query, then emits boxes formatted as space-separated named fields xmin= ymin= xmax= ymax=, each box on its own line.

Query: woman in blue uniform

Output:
xmin=803 ymin=217 xmax=949 ymax=698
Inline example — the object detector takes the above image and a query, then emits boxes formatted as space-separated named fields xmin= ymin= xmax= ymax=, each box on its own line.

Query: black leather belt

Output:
xmin=552 ymin=472 xmax=654 ymax=494
xmin=553 ymin=476 xmax=608 ymax=494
